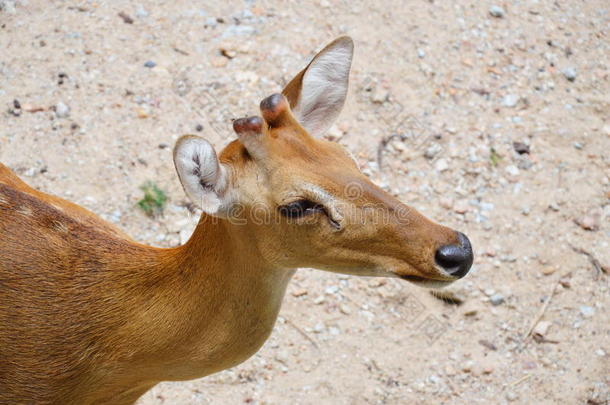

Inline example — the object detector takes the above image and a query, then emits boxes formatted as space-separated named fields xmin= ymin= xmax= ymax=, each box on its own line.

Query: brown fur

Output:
xmin=0 ymin=173 xmax=292 ymax=404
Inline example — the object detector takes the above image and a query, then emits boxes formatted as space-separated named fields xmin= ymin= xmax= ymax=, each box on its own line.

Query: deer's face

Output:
xmin=174 ymin=37 xmax=473 ymax=287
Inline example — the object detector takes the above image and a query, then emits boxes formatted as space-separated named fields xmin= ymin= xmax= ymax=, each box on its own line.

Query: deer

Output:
xmin=0 ymin=36 xmax=473 ymax=404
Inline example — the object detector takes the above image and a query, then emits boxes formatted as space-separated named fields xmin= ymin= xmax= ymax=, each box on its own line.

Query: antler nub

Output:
xmin=260 ymin=93 xmax=291 ymax=128
xmin=233 ymin=116 xmax=263 ymax=135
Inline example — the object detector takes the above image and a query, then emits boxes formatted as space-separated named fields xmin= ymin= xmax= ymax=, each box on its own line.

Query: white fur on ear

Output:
xmin=173 ymin=136 xmax=229 ymax=215
xmin=291 ymin=37 xmax=354 ymax=137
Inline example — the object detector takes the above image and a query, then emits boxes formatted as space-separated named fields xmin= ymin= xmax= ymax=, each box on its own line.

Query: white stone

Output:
xmin=55 ymin=101 xmax=70 ymax=118
xmin=489 ymin=5 xmax=505 ymax=18
xmin=435 ymin=158 xmax=449 ymax=172
xmin=502 ymin=94 xmax=519 ymax=108
xmin=579 ymin=306 xmax=595 ymax=318
xmin=505 ymin=165 xmax=520 ymax=176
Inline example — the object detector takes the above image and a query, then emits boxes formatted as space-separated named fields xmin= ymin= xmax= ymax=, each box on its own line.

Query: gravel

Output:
xmin=434 ymin=158 xmax=449 ymax=172
xmin=0 ymin=0 xmax=16 ymax=14
xmin=2 ymin=2 xmax=608 ymax=404
xmin=505 ymin=165 xmax=520 ymax=176
xmin=489 ymin=5 xmax=505 ymax=18
xmin=562 ymin=67 xmax=577 ymax=82
xmin=135 ymin=6 xmax=149 ymax=18
xmin=575 ymin=210 xmax=601 ymax=231
xmin=424 ymin=143 xmax=442 ymax=159
xmin=502 ymin=94 xmax=519 ymax=108
xmin=489 ymin=294 xmax=505 ymax=306
xmin=54 ymin=101 xmax=70 ymax=118
xmin=513 ymin=142 xmax=530 ymax=154
xmin=579 ymin=306 xmax=595 ymax=318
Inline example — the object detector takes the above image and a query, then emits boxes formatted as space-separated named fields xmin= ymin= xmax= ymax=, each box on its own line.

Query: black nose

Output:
xmin=435 ymin=232 xmax=473 ymax=278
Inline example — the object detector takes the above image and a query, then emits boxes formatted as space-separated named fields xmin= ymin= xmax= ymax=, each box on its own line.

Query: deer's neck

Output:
xmin=120 ymin=214 xmax=294 ymax=382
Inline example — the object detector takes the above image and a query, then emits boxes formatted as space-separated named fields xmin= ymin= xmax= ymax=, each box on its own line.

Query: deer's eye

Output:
xmin=278 ymin=199 xmax=324 ymax=218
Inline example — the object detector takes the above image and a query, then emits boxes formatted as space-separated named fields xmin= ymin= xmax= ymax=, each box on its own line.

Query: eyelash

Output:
xmin=278 ymin=199 xmax=324 ymax=218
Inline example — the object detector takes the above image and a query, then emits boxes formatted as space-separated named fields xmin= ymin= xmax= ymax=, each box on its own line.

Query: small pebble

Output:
xmin=424 ymin=143 xmax=442 ymax=159
xmin=513 ymin=142 xmax=530 ymax=154
xmin=326 ymin=125 xmax=344 ymax=141
xmin=439 ymin=196 xmax=453 ymax=209
xmin=453 ymin=200 xmax=469 ymax=214
xmin=502 ymin=94 xmax=519 ymax=108
xmin=532 ymin=320 xmax=552 ymax=338
xmin=562 ymin=67 xmax=577 ymax=82
xmin=489 ymin=293 xmax=505 ymax=306
xmin=480 ymin=202 xmax=494 ymax=212
xmin=461 ymin=360 xmax=475 ymax=372
xmin=462 ymin=305 xmax=479 ymax=317
xmin=325 ymin=285 xmax=339 ymax=295
xmin=136 ymin=108 xmax=149 ymax=119
xmin=118 ymin=11 xmax=134 ymax=24
xmin=489 ymin=5 xmax=505 ymax=18
xmin=541 ymin=267 xmax=556 ymax=276
xmin=291 ymin=289 xmax=308 ymax=297
xmin=434 ymin=158 xmax=449 ymax=172
xmin=313 ymin=295 xmax=325 ymax=305
xmin=575 ymin=211 xmax=600 ymax=231
xmin=135 ymin=6 xmax=149 ymax=17
xmin=540 ymin=357 xmax=553 ymax=367
xmin=8 ymin=102 xmax=21 ymax=116
xmin=478 ymin=339 xmax=497 ymax=351
xmin=339 ymin=304 xmax=351 ymax=315
xmin=143 ymin=60 xmax=157 ymax=68
xmin=559 ymin=278 xmax=571 ymax=289
xmin=579 ymin=306 xmax=595 ymax=318
xmin=505 ymin=165 xmax=520 ymax=176
xmin=55 ymin=101 xmax=70 ymax=118
xmin=0 ymin=0 xmax=16 ymax=14
xmin=204 ymin=17 xmax=218 ymax=27
xmin=370 ymin=88 xmax=389 ymax=104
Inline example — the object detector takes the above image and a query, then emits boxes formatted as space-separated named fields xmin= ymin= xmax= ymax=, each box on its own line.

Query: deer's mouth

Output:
xmin=398 ymin=274 xmax=455 ymax=289
xmin=398 ymin=274 xmax=427 ymax=283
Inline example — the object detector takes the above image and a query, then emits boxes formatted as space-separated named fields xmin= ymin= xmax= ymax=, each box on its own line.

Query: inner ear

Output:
xmin=173 ymin=135 xmax=229 ymax=215
xmin=282 ymin=36 xmax=354 ymax=137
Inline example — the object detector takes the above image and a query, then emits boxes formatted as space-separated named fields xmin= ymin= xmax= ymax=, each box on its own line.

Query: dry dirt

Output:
xmin=1 ymin=0 xmax=609 ymax=404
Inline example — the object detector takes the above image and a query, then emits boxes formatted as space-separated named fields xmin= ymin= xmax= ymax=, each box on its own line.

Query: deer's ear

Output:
xmin=282 ymin=36 xmax=354 ymax=137
xmin=173 ymin=136 xmax=229 ymax=215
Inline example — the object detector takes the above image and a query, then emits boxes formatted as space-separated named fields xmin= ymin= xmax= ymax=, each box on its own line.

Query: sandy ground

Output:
xmin=1 ymin=0 xmax=609 ymax=404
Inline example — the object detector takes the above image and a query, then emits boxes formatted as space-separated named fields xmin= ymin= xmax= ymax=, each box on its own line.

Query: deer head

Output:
xmin=173 ymin=37 xmax=473 ymax=287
